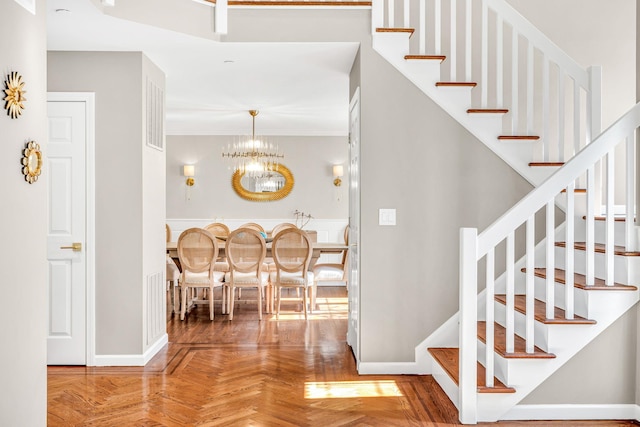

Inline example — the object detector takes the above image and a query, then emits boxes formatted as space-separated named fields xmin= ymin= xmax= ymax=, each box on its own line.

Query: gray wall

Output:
xmin=47 ymin=51 xmax=165 ymax=356
xmin=223 ymin=4 xmax=638 ymax=404
xmin=0 ymin=1 xmax=48 ymax=425
xmin=167 ymin=135 xmax=348 ymax=220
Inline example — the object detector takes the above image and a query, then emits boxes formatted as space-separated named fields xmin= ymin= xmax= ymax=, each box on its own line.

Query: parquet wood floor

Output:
xmin=48 ymin=287 xmax=638 ymax=426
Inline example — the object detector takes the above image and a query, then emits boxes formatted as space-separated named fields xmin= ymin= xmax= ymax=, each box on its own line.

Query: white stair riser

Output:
xmin=477 ymin=341 xmax=557 ymax=387
xmin=530 ymin=276 xmax=590 ymax=318
xmin=592 ymin=220 xmax=629 ymax=246
xmin=554 ymin=247 xmax=633 ymax=284
xmin=493 ymin=301 xmax=553 ymax=352
xmin=428 ymin=352 xmax=460 ymax=409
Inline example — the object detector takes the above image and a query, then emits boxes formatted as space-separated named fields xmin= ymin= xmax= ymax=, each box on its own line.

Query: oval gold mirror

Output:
xmin=21 ymin=141 xmax=42 ymax=184
xmin=232 ymin=164 xmax=294 ymax=202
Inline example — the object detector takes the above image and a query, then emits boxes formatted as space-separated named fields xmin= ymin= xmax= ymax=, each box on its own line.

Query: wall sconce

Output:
xmin=333 ymin=165 xmax=344 ymax=187
xmin=183 ymin=165 xmax=195 ymax=186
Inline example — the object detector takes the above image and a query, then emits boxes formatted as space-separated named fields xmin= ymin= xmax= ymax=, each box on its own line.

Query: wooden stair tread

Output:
xmin=477 ymin=321 xmax=555 ymax=359
xmin=555 ymin=241 xmax=640 ymax=257
xmin=428 ymin=348 xmax=516 ymax=393
xmin=467 ymin=108 xmax=509 ymax=114
xmin=436 ymin=82 xmax=477 ymax=87
xmin=376 ymin=27 xmax=415 ymax=37
xmin=585 ymin=215 xmax=635 ymax=222
xmin=405 ymin=54 xmax=446 ymax=62
xmin=561 ymin=188 xmax=587 ymax=193
xmin=498 ymin=135 xmax=540 ymax=140
xmin=529 ymin=162 xmax=564 ymax=167
xmin=524 ymin=267 xmax=637 ymax=290
xmin=494 ymin=295 xmax=596 ymax=324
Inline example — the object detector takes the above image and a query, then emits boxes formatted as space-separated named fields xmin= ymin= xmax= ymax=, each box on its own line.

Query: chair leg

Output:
xmin=302 ymin=287 xmax=308 ymax=320
xmin=209 ymin=286 xmax=214 ymax=320
xmin=173 ymin=280 xmax=180 ymax=314
xmin=257 ymin=285 xmax=262 ymax=320
xmin=180 ymin=286 xmax=187 ymax=320
xmin=276 ymin=286 xmax=281 ymax=320
xmin=228 ymin=286 xmax=235 ymax=320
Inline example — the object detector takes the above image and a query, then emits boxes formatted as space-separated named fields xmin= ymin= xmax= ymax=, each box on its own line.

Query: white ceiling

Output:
xmin=46 ymin=0 xmax=359 ymax=136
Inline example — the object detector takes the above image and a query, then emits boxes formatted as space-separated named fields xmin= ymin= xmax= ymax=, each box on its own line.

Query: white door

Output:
xmin=347 ymin=88 xmax=360 ymax=362
xmin=46 ymin=100 xmax=87 ymax=365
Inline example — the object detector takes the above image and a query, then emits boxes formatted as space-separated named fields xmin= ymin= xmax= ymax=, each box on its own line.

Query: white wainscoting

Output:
xmin=145 ymin=271 xmax=165 ymax=346
xmin=167 ymin=218 xmax=349 ymax=284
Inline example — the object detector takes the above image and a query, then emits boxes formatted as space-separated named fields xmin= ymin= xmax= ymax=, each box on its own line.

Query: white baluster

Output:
xmin=586 ymin=165 xmax=595 ymax=286
xmin=388 ymin=0 xmax=395 ymax=28
xmin=481 ymin=0 xmax=488 ymax=108
xmin=525 ymin=216 xmax=535 ymax=353
xmin=606 ymin=149 xmax=615 ymax=286
xmin=542 ymin=55 xmax=550 ymax=162
xmin=545 ymin=201 xmax=555 ymax=319
xmin=496 ymin=15 xmax=503 ymax=108
xmin=434 ymin=0 xmax=442 ymax=55
xmin=511 ymin=28 xmax=518 ymax=134
xmin=485 ymin=249 xmax=495 ymax=388
xmin=372 ymin=0 xmax=384 ymax=32
xmin=526 ymin=42 xmax=534 ymax=135
xmin=626 ymin=132 xmax=636 ymax=251
xmin=419 ymin=0 xmax=426 ymax=55
xmin=459 ymin=228 xmax=478 ymax=424
xmin=465 ymin=0 xmax=472 ymax=82
xmin=403 ymin=0 xmax=410 ymax=29
xmin=450 ymin=0 xmax=457 ymax=81
xmin=214 ymin=0 xmax=228 ymax=34
xmin=506 ymin=231 xmax=515 ymax=353
xmin=573 ymin=79 xmax=580 ymax=156
xmin=558 ymin=70 xmax=565 ymax=162
xmin=565 ymin=182 xmax=575 ymax=319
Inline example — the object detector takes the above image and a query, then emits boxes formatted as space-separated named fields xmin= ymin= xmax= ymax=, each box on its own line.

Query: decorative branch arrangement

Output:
xmin=293 ymin=210 xmax=313 ymax=229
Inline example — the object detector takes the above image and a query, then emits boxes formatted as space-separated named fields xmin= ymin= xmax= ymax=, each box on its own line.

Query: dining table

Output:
xmin=166 ymin=240 xmax=348 ymax=269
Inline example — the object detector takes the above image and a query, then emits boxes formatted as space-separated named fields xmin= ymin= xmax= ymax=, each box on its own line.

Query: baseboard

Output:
xmin=501 ymin=404 xmax=640 ymax=421
xmin=357 ymin=361 xmax=423 ymax=375
xmin=93 ymin=334 xmax=168 ymax=366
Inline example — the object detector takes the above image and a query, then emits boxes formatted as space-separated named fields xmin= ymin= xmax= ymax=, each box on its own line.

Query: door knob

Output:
xmin=60 ymin=242 xmax=82 ymax=251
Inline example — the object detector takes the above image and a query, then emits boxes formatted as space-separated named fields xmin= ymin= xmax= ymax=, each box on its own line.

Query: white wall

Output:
xmin=166 ymin=135 xmax=348 ymax=221
xmin=0 ymin=1 xmax=48 ymax=425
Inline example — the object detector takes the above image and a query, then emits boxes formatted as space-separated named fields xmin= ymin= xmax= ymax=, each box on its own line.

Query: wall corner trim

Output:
xmin=501 ymin=404 xmax=640 ymax=422
xmin=93 ymin=334 xmax=168 ymax=367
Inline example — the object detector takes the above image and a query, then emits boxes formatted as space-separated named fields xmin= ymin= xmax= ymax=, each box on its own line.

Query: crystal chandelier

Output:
xmin=221 ymin=110 xmax=284 ymax=178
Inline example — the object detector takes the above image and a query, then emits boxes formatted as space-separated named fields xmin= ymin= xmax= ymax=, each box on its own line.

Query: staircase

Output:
xmin=371 ymin=0 xmax=640 ymax=423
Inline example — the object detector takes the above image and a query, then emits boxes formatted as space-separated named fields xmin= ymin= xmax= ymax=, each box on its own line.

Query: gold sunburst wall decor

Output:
xmin=4 ymin=71 xmax=27 ymax=119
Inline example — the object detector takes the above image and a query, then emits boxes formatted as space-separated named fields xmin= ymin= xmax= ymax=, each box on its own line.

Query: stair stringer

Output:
xmin=372 ymin=32 xmax=553 ymax=190
xmin=415 ymin=218 xmax=640 ymax=422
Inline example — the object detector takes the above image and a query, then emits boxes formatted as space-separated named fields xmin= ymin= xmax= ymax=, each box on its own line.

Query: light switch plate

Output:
xmin=379 ymin=208 xmax=396 ymax=226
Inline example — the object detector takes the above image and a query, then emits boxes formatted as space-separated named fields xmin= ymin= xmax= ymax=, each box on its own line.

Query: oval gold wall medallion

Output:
xmin=231 ymin=164 xmax=294 ymax=202
xmin=22 ymin=141 xmax=42 ymax=184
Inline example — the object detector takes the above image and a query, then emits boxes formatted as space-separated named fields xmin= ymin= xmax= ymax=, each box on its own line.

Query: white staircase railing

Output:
xmin=371 ymin=0 xmax=601 ymax=163
xmin=459 ymin=102 xmax=640 ymax=424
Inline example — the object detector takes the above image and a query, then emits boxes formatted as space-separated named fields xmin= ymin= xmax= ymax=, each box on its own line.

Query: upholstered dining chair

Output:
xmin=204 ymin=222 xmax=230 ymax=240
xmin=166 ymin=254 xmax=181 ymax=314
xmin=224 ymin=227 xmax=269 ymax=320
xmin=239 ymin=222 xmax=265 ymax=233
xmin=271 ymin=222 xmax=297 ymax=237
xmin=204 ymin=222 xmax=231 ymax=273
xmin=311 ymin=225 xmax=349 ymax=312
xmin=177 ymin=228 xmax=225 ymax=320
xmin=270 ymin=228 xmax=313 ymax=320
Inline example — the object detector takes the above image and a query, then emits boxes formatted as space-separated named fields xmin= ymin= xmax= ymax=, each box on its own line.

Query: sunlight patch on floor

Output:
xmin=304 ymin=380 xmax=403 ymax=399
xmin=268 ymin=296 xmax=348 ymax=321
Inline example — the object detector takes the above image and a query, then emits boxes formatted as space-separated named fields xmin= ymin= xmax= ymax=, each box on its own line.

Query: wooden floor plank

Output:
xmin=47 ymin=287 xmax=634 ymax=425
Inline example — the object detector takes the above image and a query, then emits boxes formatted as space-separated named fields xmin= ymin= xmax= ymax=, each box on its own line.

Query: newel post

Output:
xmin=459 ymin=228 xmax=478 ymax=424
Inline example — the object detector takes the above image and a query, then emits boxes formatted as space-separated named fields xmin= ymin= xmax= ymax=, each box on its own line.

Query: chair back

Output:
xmin=271 ymin=222 xmax=297 ymax=237
xmin=238 ymin=222 xmax=265 ymax=233
xmin=166 ymin=224 xmax=172 ymax=242
xmin=177 ymin=228 xmax=218 ymax=274
xmin=204 ymin=222 xmax=230 ymax=240
xmin=272 ymin=228 xmax=312 ymax=275
xmin=226 ymin=228 xmax=267 ymax=275
xmin=341 ymin=225 xmax=350 ymax=266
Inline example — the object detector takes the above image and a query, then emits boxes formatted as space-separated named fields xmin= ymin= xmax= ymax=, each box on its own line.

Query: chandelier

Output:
xmin=221 ymin=110 xmax=284 ymax=178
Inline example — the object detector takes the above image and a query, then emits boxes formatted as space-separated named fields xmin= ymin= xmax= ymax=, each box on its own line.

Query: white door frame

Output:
xmin=47 ymin=92 xmax=96 ymax=366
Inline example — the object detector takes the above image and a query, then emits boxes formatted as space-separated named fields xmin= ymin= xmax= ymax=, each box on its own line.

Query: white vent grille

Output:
xmin=146 ymin=271 xmax=165 ymax=345
xmin=146 ymin=78 xmax=164 ymax=151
